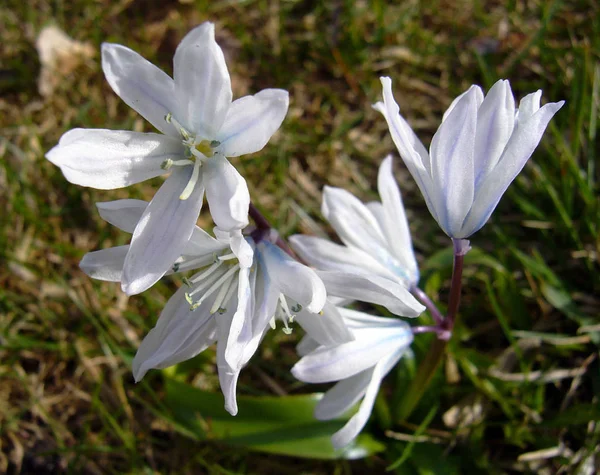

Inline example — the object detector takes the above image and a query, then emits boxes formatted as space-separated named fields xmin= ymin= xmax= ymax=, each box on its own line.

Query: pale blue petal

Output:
xmin=173 ymin=22 xmax=232 ymax=137
xmin=217 ymin=89 xmax=289 ymax=157
xmin=101 ymin=43 xmax=178 ymax=137
xmin=122 ymin=167 xmax=204 ymax=295
xmin=46 ymin=129 xmax=182 ymax=189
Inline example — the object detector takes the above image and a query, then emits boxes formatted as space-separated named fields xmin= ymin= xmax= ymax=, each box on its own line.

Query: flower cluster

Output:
xmin=47 ymin=22 xmax=563 ymax=451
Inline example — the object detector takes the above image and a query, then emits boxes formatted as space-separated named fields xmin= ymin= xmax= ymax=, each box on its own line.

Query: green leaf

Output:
xmin=162 ymin=377 xmax=385 ymax=459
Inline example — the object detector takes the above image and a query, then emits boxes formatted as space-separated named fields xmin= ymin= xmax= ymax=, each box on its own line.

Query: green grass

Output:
xmin=1 ymin=0 xmax=598 ymax=473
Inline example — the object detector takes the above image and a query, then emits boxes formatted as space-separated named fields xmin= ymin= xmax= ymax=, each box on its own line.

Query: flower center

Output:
xmin=183 ymin=251 xmax=240 ymax=313
xmin=161 ymin=113 xmax=220 ymax=200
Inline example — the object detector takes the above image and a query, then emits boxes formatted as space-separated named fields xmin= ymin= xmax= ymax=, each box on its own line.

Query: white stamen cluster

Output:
xmin=162 ymin=113 xmax=221 ymax=200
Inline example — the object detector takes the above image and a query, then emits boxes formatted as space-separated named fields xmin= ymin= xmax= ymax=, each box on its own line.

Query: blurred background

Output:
xmin=0 ymin=0 xmax=598 ymax=473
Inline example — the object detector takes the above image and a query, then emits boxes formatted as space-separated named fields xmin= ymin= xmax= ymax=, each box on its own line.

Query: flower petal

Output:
xmin=96 ymin=199 xmax=148 ymax=233
xmin=291 ymin=322 xmax=412 ymax=383
xmin=216 ymin=89 xmax=289 ymax=157
xmin=289 ymin=235 xmax=397 ymax=281
xmin=101 ymin=43 xmax=178 ymax=137
xmin=46 ymin=129 xmax=182 ymax=189
xmin=294 ymin=301 xmax=354 ymax=347
xmin=122 ymin=167 xmax=205 ymax=295
xmin=321 ymin=186 xmax=387 ymax=253
xmin=132 ymin=286 xmax=217 ymax=381
xmin=317 ymin=271 xmax=424 ymax=317
xmin=204 ymin=155 xmax=250 ymax=231
xmin=330 ymin=348 xmax=405 ymax=449
xmin=216 ymin=335 xmax=241 ymax=416
xmin=258 ymin=241 xmax=326 ymax=314
xmin=515 ymin=90 xmax=542 ymax=124
xmin=430 ymin=86 xmax=477 ymax=237
xmin=224 ymin=266 xmax=261 ymax=370
xmin=442 ymin=85 xmax=484 ymax=122
xmin=173 ymin=22 xmax=232 ymax=137
xmin=376 ymin=156 xmax=419 ymax=285
xmin=473 ymin=80 xmax=515 ymax=183
xmin=79 ymin=246 xmax=129 ymax=282
xmin=314 ymin=368 xmax=372 ymax=420
xmin=461 ymin=100 xmax=564 ymax=237
xmin=374 ymin=77 xmax=438 ymax=222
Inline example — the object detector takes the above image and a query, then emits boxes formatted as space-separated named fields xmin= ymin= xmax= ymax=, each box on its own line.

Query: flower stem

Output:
xmin=396 ymin=238 xmax=470 ymax=422
xmin=411 ymin=286 xmax=444 ymax=326
xmin=248 ymin=202 xmax=300 ymax=260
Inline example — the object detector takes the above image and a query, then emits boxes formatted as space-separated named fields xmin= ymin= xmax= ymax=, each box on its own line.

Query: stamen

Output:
xmin=269 ymin=316 xmax=276 ymax=330
xmin=189 ymin=259 xmax=224 ymax=285
xmin=210 ymin=272 xmax=236 ymax=314
xmin=165 ymin=113 xmax=190 ymax=140
xmin=220 ymin=277 xmax=239 ymax=313
xmin=175 ymin=254 xmax=216 ymax=273
xmin=161 ymin=158 xmax=173 ymax=170
xmin=189 ymin=264 xmax=240 ymax=310
xmin=170 ymin=159 xmax=194 ymax=167
xmin=218 ymin=252 xmax=237 ymax=261
xmin=179 ymin=159 xmax=202 ymax=200
xmin=184 ymin=267 xmax=229 ymax=307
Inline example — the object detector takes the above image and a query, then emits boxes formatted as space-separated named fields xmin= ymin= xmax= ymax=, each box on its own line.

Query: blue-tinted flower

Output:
xmin=292 ymin=307 xmax=413 ymax=449
xmin=47 ymin=22 xmax=289 ymax=295
xmin=290 ymin=156 xmax=424 ymax=317
xmin=374 ymin=77 xmax=564 ymax=238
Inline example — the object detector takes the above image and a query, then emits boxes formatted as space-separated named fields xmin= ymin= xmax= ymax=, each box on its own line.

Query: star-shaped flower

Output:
xmin=47 ymin=22 xmax=289 ymax=295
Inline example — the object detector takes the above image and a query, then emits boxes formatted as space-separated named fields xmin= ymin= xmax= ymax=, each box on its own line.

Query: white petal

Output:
xmin=297 ymin=335 xmax=320 ymax=357
xmin=516 ymin=90 xmax=542 ymax=124
xmin=294 ymin=301 xmax=354 ymax=347
xmin=228 ymin=229 xmax=254 ymax=268
xmin=79 ymin=246 xmax=129 ymax=282
xmin=289 ymin=235 xmax=398 ymax=281
xmin=184 ymin=227 xmax=228 ymax=256
xmin=322 ymin=186 xmax=386 ymax=251
xmin=46 ymin=129 xmax=182 ymax=189
xmin=429 ymin=86 xmax=478 ymax=237
xmin=258 ymin=241 xmax=326 ymax=314
xmin=317 ymin=271 xmax=424 ymax=317
xmin=331 ymin=348 xmax=405 ymax=449
xmin=338 ymin=307 xmax=411 ymax=330
xmin=122 ymin=167 xmax=205 ymax=295
xmin=216 ymin=89 xmax=289 ymax=157
xmin=101 ymin=43 xmax=178 ymax=137
xmin=216 ymin=335 xmax=241 ymax=416
xmin=203 ymin=155 xmax=250 ymax=231
xmin=173 ymin=22 xmax=232 ymax=137
xmin=376 ymin=156 xmax=419 ymax=285
xmin=291 ymin=323 xmax=412 ymax=383
xmin=224 ymin=266 xmax=260 ymax=370
xmin=251 ymin=252 xmax=280 ymax=333
xmin=96 ymin=199 xmax=148 ymax=233
xmin=314 ymin=368 xmax=372 ymax=420
xmin=461 ymin=100 xmax=564 ymax=237
xmin=374 ymin=77 xmax=438 ymax=222
xmin=442 ymin=85 xmax=484 ymax=122
xmin=132 ymin=286 xmax=217 ymax=381
xmin=473 ymin=80 xmax=515 ymax=183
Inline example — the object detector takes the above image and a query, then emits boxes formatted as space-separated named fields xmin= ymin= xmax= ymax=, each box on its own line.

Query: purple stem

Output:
xmin=248 ymin=202 xmax=300 ymax=260
xmin=443 ymin=238 xmax=470 ymax=330
xmin=411 ymin=286 xmax=444 ymax=326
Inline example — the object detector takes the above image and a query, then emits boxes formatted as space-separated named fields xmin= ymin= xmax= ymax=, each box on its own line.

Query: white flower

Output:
xmin=292 ymin=307 xmax=413 ymax=449
xmin=374 ymin=77 xmax=564 ymax=238
xmin=290 ymin=156 xmax=424 ymax=318
xmin=80 ymin=200 xmax=350 ymax=415
xmin=47 ymin=22 xmax=289 ymax=295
